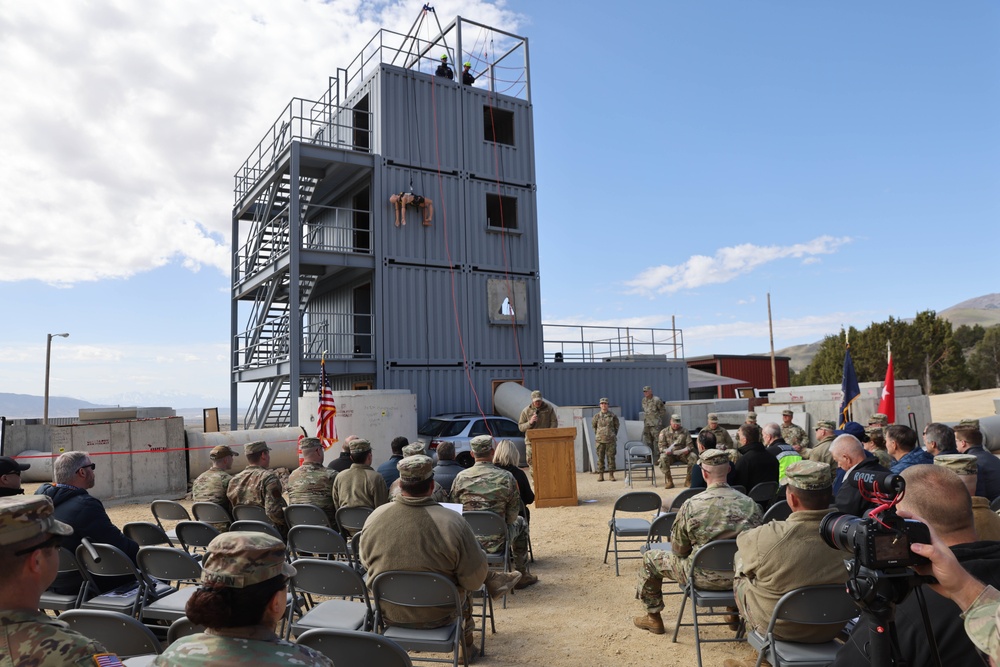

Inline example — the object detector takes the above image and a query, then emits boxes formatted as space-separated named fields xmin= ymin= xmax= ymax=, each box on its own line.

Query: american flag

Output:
xmin=317 ymin=357 xmax=337 ymax=450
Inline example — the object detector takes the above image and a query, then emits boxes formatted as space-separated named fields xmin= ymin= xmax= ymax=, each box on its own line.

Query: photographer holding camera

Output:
xmin=830 ymin=463 xmax=1000 ymax=667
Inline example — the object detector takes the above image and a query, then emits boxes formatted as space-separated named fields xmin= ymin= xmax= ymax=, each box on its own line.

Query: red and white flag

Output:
xmin=317 ymin=356 xmax=338 ymax=450
xmin=877 ymin=344 xmax=895 ymax=424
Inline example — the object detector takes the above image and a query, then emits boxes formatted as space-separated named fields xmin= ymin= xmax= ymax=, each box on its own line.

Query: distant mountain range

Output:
xmin=772 ymin=292 xmax=1000 ymax=372
xmin=0 ymin=393 xmax=236 ymax=420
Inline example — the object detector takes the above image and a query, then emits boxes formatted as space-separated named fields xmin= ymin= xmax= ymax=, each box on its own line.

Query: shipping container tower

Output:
xmin=230 ymin=16 xmax=540 ymax=428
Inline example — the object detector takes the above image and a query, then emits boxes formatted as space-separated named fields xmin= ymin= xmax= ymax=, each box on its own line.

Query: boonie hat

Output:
xmin=201 ymin=532 xmax=295 ymax=589
xmin=0 ymin=456 xmax=29 ymax=476
xmin=934 ymin=454 xmax=978 ymax=476
xmin=398 ymin=455 xmax=434 ymax=482
xmin=470 ymin=435 xmax=494 ymax=456
xmin=0 ymin=496 xmax=73 ymax=546
xmin=782 ymin=460 xmax=832 ymax=490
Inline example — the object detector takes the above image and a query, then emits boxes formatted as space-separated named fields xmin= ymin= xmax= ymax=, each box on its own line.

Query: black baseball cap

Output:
xmin=0 ymin=456 xmax=30 ymax=475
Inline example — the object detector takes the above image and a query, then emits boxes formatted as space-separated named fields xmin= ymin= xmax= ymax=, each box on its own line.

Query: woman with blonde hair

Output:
xmin=493 ymin=440 xmax=534 ymax=524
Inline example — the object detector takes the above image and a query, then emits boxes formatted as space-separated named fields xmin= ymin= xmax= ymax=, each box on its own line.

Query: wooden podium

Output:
xmin=529 ymin=427 xmax=579 ymax=508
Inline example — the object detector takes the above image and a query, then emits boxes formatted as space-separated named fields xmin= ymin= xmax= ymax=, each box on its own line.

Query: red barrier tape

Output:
xmin=11 ymin=438 xmax=302 ymax=459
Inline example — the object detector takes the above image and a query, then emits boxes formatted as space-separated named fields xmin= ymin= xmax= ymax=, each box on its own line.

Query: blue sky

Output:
xmin=1 ymin=1 xmax=997 ymax=407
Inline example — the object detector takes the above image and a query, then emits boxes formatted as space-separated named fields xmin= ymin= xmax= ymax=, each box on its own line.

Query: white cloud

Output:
xmin=0 ymin=1 xmax=520 ymax=286
xmin=624 ymin=236 xmax=852 ymax=295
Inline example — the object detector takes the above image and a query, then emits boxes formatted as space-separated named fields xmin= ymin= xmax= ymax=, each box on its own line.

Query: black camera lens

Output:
xmin=821 ymin=511 xmax=864 ymax=554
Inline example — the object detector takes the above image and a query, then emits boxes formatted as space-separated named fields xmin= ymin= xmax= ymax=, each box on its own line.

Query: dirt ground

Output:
xmin=28 ymin=390 xmax=997 ymax=666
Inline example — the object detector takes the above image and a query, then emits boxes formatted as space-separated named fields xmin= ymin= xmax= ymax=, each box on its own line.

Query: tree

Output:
xmin=968 ymin=326 xmax=1000 ymax=389
xmin=954 ymin=323 xmax=987 ymax=350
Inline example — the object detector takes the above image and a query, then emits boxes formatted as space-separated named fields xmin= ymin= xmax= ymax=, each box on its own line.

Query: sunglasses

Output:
xmin=77 ymin=463 xmax=96 ymax=472
xmin=15 ymin=534 xmax=62 ymax=556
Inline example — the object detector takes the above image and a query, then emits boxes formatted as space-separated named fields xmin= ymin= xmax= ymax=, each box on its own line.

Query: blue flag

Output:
xmin=838 ymin=347 xmax=861 ymax=429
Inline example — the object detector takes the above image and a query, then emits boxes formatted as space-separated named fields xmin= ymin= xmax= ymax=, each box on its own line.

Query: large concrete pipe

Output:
xmin=947 ymin=414 xmax=1000 ymax=453
xmin=17 ymin=450 xmax=54 ymax=484
xmin=186 ymin=427 xmax=306 ymax=481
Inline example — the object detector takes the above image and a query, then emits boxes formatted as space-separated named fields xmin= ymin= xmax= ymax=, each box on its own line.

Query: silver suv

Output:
xmin=418 ymin=413 xmax=527 ymax=468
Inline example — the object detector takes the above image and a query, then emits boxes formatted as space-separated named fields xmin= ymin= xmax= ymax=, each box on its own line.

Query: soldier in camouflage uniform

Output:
xmin=868 ymin=412 xmax=889 ymax=430
xmin=592 ymin=397 xmax=620 ymax=482
xmin=518 ymin=389 xmax=557 ymax=468
xmin=388 ymin=442 xmax=450 ymax=503
xmin=657 ymin=414 xmax=694 ymax=489
xmin=451 ymin=435 xmax=538 ymax=588
xmin=287 ymin=437 xmax=338 ymax=526
xmin=153 ymin=531 xmax=331 ymax=666
xmin=192 ymin=445 xmax=238 ymax=528
xmin=705 ymin=413 xmax=737 ymax=468
xmin=641 ymin=385 xmax=667 ymax=463
xmin=331 ymin=439 xmax=389 ymax=530
xmin=806 ymin=420 xmax=837 ymax=479
xmin=226 ymin=441 xmax=288 ymax=537
xmin=0 ymin=495 xmax=120 ymax=666
xmin=780 ymin=409 xmax=808 ymax=450
xmin=864 ymin=426 xmax=894 ymax=468
xmin=634 ymin=449 xmax=762 ymax=634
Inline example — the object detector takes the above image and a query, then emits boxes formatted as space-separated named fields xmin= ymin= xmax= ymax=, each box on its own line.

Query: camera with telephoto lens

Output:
xmin=820 ymin=472 xmax=930 ymax=570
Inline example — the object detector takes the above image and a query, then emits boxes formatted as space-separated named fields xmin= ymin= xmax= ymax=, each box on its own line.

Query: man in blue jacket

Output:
xmin=36 ymin=450 xmax=139 ymax=593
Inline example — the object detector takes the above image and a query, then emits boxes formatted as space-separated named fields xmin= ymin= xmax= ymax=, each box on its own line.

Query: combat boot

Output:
xmin=608 ymin=471 xmax=616 ymax=481
xmin=485 ymin=570 xmax=522 ymax=599
xmin=514 ymin=572 xmax=539 ymax=589
xmin=597 ymin=472 xmax=605 ymax=482
xmin=633 ymin=612 xmax=665 ymax=634
xmin=662 ymin=466 xmax=674 ymax=489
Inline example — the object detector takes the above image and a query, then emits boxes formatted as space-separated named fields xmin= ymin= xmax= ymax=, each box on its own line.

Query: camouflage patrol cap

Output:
xmin=402 ymin=442 xmax=427 ymax=457
xmin=0 ymin=496 xmax=73 ymax=546
xmin=599 ymin=397 xmax=609 ymax=404
xmin=782 ymin=409 xmax=794 ymax=417
xmin=470 ymin=435 xmax=494 ymax=456
xmin=865 ymin=425 xmax=884 ymax=437
xmin=934 ymin=454 xmax=978 ymax=476
xmin=781 ymin=460 xmax=832 ymax=490
xmin=201 ymin=531 xmax=295 ymax=589
xmin=642 ymin=386 xmax=652 ymax=392
xmin=670 ymin=414 xmax=682 ymax=423
xmin=349 ymin=439 xmax=372 ymax=454
xmin=707 ymin=413 xmax=719 ymax=422
xmin=699 ymin=449 xmax=730 ymax=467
xmin=244 ymin=441 xmax=270 ymax=456
xmin=299 ymin=437 xmax=323 ymax=452
xmin=209 ymin=445 xmax=238 ymax=460
xmin=815 ymin=420 xmax=836 ymax=431
xmin=746 ymin=412 xmax=757 ymax=422
xmin=958 ymin=418 xmax=981 ymax=430
xmin=869 ymin=413 xmax=889 ymax=426
xmin=531 ymin=390 xmax=543 ymax=400
xmin=398 ymin=454 xmax=434 ymax=482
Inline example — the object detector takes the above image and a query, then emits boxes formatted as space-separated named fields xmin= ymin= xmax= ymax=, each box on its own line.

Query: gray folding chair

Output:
xmin=762 ymin=499 xmax=792 ymax=524
xmin=137 ymin=546 xmax=202 ymax=625
xmin=604 ymin=491 xmax=662 ymax=576
xmin=622 ymin=440 xmax=646 ymax=487
xmin=337 ymin=506 xmax=373 ymax=538
xmin=991 ymin=496 xmax=1000 ymax=512
xmin=174 ymin=521 xmax=220 ymax=556
xmin=150 ymin=500 xmax=190 ymax=546
xmin=669 ymin=487 xmax=703 ymax=512
xmin=640 ymin=512 xmax=676 ymax=555
xmin=749 ymin=481 xmax=780 ymax=510
xmin=191 ymin=501 xmax=232 ymax=528
xmin=288 ymin=525 xmax=351 ymax=562
xmin=124 ymin=522 xmax=173 ymax=548
xmin=371 ymin=571 xmax=466 ymax=667
xmin=76 ymin=543 xmax=167 ymax=619
xmin=671 ymin=539 xmax=744 ymax=667
xmin=60 ymin=609 xmax=162 ymax=660
xmin=39 ymin=548 xmax=84 ymax=615
xmin=233 ymin=503 xmax=272 ymax=524
xmin=230 ymin=520 xmax=283 ymax=540
xmin=624 ymin=443 xmax=657 ymax=487
xmin=747 ymin=585 xmax=857 ymax=667
xmin=286 ymin=558 xmax=372 ymax=638
xmin=166 ymin=616 xmax=205 ymax=645
xmin=285 ymin=503 xmax=332 ymax=528
xmin=297 ymin=628 xmax=413 ymax=667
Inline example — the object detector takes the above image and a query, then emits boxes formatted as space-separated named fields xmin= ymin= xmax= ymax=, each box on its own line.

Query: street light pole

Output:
xmin=43 ymin=332 xmax=69 ymax=425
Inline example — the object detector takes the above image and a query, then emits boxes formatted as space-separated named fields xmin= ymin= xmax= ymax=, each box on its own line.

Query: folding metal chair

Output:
xmin=371 ymin=571 xmax=467 ymax=667
xmin=39 ymin=548 xmax=85 ymax=615
xmin=191 ymin=501 xmax=232 ymax=528
xmin=461 ymin=511 xmax=505 ymax=647
xmin=603 ymin=491 xmax=662 ymax=576
xmin=166 ymin=616 xmax=205 ymax=645
xmin=297 ymin=628 xmax=413 ymax=667
xmin=285 ymin=503 xmax=332 ymax=529
xmin=76 ymin=543 xmax=168 ymax=620
xmin=991 ymin=496 xmax=1000 ymax=512
xmin=749 ymin=481 xmax=780 ymax=511
xmin=671 ymin=539 xmax=744 ymax=667
xmin=624 ymin=443 xmax=656 ymax=487
xmin=229 ymin=520 xmax=283 ymax=540
xmin=124 ymin=522 xmax=173 ymax=548
xmin=288 ymin=525 xmax=351 ymax=562
xmin=233 ymin=503 xmax=272 ymax=524
xmin=747 ymin=584 xmax=857 ymax=667
xmin=173 ymin=521 xmax=220 ymax=557
xmin=762 ymin=499 xmax=792 ymax=524
xmin=337 ymin=506 xmax=373 ymax=538
xmin=669 ymin=487 xmax=703 ymax=512
xmin=150 ymin=500 xmax=191 ymax=546
xmin=286 ymin=558 xmax=372 ymax=638
xmin=622 ymin=440 xmax=645 ymax=486
xmin=59 ymin=609 xmax=162 ymax=661
xmin=640 ymin=512 xmax=676 ymax=555
xmin=137 ymin=546 xmax=202 ymax=626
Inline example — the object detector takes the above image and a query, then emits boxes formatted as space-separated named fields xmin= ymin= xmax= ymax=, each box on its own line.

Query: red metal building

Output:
xmin=685 ymin=354 xmax=791 ymax=399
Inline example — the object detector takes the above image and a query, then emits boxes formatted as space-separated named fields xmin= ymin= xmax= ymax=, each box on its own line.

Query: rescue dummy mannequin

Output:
xmin=390 ymin=192 xmax=434 ymax=227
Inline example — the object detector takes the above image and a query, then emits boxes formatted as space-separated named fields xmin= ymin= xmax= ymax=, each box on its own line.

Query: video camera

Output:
xmin=820 ymin=471 xmax=930 ymax=570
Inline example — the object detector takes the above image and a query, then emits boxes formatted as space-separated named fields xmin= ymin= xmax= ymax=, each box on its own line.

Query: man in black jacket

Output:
xmin=832 ymin=435 xmax=885 ymax=517
xmin=732 ymin=424 xmax=778 ymax=494
xmin=35 ymin=450 xmax=139 ymax=593
xmin=831 ymin=463 xmax=1000 ymax=667
xmin=956 ymin=421 xmax=1000 ymax=500
xmin=431 ymin=442 xmax=465 ymax=494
